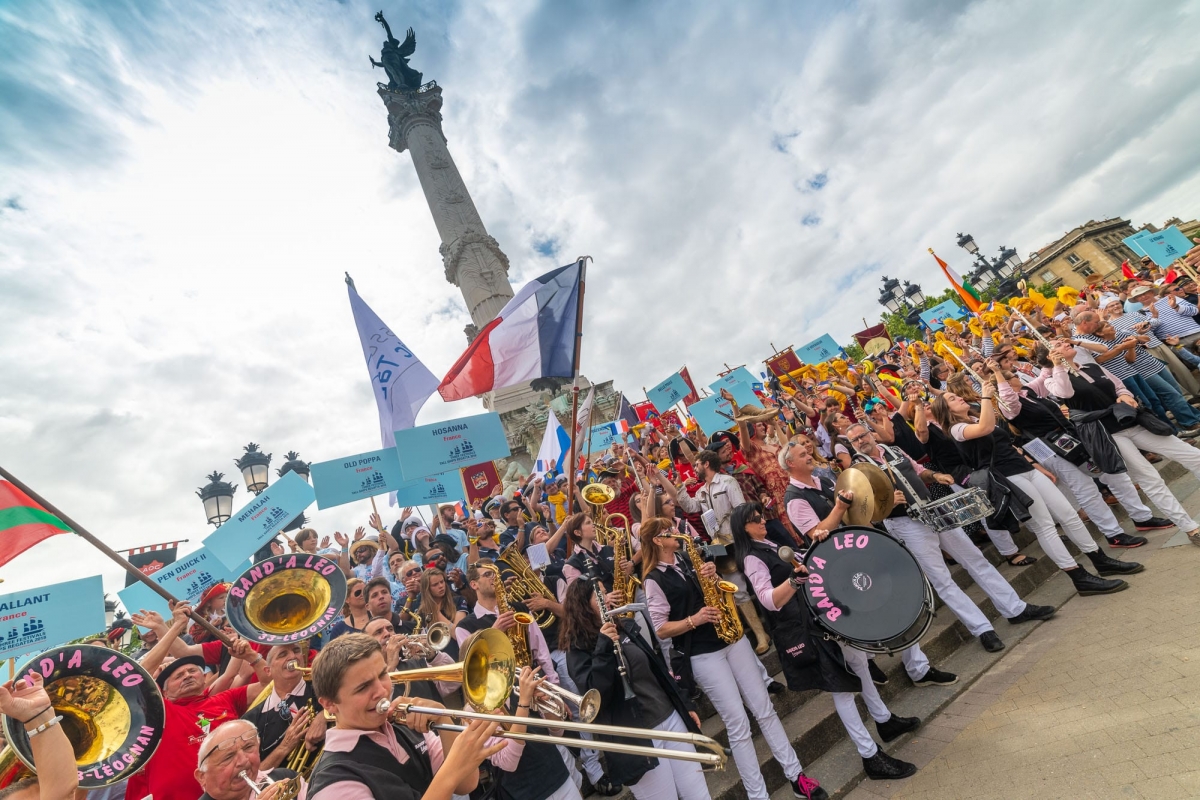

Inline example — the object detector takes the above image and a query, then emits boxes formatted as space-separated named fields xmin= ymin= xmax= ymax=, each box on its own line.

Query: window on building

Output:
xmin=1041 ymin=270 xmax=1057 ymax=283
xmin=1065 ymin=253 xmax=1081 ymax=265
xmin=1075 ymin=265 xmax=1095 ymax=277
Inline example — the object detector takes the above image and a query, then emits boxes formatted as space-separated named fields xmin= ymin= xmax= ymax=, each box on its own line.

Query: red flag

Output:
xmin=1121 ymin=260 xmax=1135 ymax=280
xmin=678 ymin=367 xmax=700 ymax=407
xmin=0 ymin=479 xmax=72 ymax=567
xmin=765 ymin=348 xmax=803 ymax=377
xmin=460 ymin=461 xmax=502 ymax=506
xmin=631 ymin=401 xmax=659 ymax=423
xmin=852 ymin=323 xmax=892 ymax=357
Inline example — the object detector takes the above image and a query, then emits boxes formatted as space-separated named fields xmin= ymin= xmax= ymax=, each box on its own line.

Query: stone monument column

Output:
xmin=379 ymin=83 xmax=515 ymax=335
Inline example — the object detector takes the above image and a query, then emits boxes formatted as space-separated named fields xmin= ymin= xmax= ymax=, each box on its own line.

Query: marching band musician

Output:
xmin=559 ymin=579 xmax=710 ymax=800
xmin=638 ymin=517 xmax=823 ymax=800
xmin=729 ymin=503 xmax=920 ymax=783
xmin=195 ymin=719 xmax=307 ymax=800
xmin=307 ymin=633 xmax=504 ymax=800
xmin=455 ymin=564 xmax=559 ymax=682
xmin=559 ymin=513 xmax=619 ymax=594
xmin=0 ymin=669 xmax=79 ymax=800
xmin=363 ymin=617 xmax=461 ymax=704
xmin=241 ymin=642 xmax=326 ymax=772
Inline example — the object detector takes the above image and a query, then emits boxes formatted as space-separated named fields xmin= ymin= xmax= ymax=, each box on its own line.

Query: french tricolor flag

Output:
xmin=438 ymin=261 xmax=584 ymax=402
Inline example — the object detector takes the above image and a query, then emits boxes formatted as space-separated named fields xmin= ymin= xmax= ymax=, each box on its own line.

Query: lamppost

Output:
xmin=197 ymin=471 xmax=237 ymax=527
xmin=877 ymin=276 xmax=926 ymax=326
xmin=957 ymin=233 xmax=1024 ymax=299
xmin=234 ymin=443 xmax=272 ymax=495
xmin=277 ymin=451 xmax=311 ymax=533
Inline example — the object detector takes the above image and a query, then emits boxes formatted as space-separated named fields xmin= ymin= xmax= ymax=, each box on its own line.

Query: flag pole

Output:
xmin=564 ymin=257 xmax=590 ymax=520
xmin=0 ymin=465 xmax=236 ymax=646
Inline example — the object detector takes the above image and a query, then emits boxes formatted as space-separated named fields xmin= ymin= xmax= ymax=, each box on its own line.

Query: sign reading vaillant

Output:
xmin=204 ymin=471 xmax=316 ymax=571
xmin=118 ymin=545 xmax=242 ymax=626
xmin=311 ymin=447 xmax=408 ymax=510
xmin=0 ymin=576 xmax=106 ymax=661
xmin=393 ymin=412 xmax=510 ymax=481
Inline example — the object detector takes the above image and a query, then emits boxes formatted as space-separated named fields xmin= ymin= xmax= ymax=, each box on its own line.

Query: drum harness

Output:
xmin=853 ymin=443 xmax=929 ymax=521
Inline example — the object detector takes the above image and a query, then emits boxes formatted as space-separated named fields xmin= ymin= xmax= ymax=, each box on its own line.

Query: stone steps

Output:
xmin=580 ymin=457 xmax=1197 ymax=800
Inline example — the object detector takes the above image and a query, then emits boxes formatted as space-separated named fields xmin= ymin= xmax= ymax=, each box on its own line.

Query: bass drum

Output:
xmin=801 ymin=526 xmax=934 ymax=654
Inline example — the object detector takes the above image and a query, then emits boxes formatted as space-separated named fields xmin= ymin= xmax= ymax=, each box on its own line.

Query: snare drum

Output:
xmin=912 ymin=486 xmax=993 ymax=532
xmin=801 ymin=526 xmax=934 ymax=654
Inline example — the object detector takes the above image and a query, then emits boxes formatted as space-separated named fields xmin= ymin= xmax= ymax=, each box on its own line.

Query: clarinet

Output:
xmin=593 ymin=577 xmax=637 ymax=701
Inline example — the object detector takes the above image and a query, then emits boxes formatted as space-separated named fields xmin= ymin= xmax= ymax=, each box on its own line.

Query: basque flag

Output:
xmin=438 ymin=261 xmax=583 ymax=402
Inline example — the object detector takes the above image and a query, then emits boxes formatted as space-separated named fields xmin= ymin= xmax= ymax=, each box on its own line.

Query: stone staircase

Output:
xmin=579 ymin=459 xmax=1198 ymax=800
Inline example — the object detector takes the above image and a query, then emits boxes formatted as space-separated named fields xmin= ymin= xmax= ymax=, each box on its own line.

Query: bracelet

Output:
xmin=789 ymin=575 xmax=806 ymax=589
xmin=18 ymin=705 xmax=52 ymax=725
xmin=517 ymin=703 xmax=531 ymax=710
xmin=687 ymin=616 xmax=696 ymax=630
xmin=26 ymin=715 xmax=63 ymax=738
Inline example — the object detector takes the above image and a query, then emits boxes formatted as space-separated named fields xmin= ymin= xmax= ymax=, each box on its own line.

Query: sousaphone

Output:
xmin=0 ymin=645 xmax=164 ymax=789
xmin=834 ymin=462 xmax=895 ymax=525
xmin=226 ymin=554 xmax=348 ymax=645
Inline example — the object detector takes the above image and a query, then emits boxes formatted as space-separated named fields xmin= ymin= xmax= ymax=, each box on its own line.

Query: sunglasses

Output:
xmin=352 ymin=589 xmax=363 ymax=597
xmin=747 ymin=515 xmax=764 ymax=525
xmin=403 ymin=569 xmax=422 ymax=578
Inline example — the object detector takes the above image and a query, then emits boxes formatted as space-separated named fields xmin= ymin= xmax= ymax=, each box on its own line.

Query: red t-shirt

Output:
xmin=124 ymin=685 xmax=249 ymax=800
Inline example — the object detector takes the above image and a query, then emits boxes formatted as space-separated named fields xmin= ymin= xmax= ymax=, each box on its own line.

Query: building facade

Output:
xmin=1021 ymin=217 xmax=1143 ymax=289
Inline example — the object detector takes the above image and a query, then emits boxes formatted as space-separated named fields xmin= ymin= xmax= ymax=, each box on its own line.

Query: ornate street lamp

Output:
xmin=878 ymin=276 xmax=904 ymax=313
xmin=197 ymin=471 xmax=237 ymax=526
xmin=278 ymin=451 xmax=311 ymax=482
xmin=997 ymin=245 xmax=1021 ymax=276
xmin=903 ymin=281 xmax=925 ymax=307
xmin=956 ymin=232 xmax=979 ymax=256
xmin=972 ymin=261 xmax=999 ymax=288
xmin=234 ymin=443 xmax=272 ymax=495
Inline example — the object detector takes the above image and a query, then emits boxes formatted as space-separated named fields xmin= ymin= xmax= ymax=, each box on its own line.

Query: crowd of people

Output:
xmin=6 ymin=248 xmax=1200 ymax=800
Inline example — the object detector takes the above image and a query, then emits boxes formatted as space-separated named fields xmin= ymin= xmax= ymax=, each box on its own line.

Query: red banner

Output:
xmin=460 ymin=461 xmax=502 ymax=506
xmin=765 ymin=348 xmax=803 ymax=377
xmin=631 ymin=400 xmax=659 ymax=423
xmin=853 ymin=324 xmax=892 ymax=357
xmin=679 ymin=367 xmax=700 ymax=407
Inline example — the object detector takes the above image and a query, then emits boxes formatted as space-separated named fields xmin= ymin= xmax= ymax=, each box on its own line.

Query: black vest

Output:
xmin=856 ymin=446 xmax=929 ymax=517
xmin=566 ymin=544 xmax=614 ymax=589
xmin=643 ymin=561 xmax=724 ymax=656
xmin=458 ymin=611 xmax=497 ymax=635
xmin=952 ymin=423 xmax=1033 ymax=478
xmin=1059 ymin=364 xmax=1123 ymax=431
xmin=746 ymin=540 xmax=807 ymax=627
xmin=783 ymin=475 xmax=837 ymax=526
xmin=307 ymin=724 xmax=432 ymax=800
xmin=924 ymin=425 xmax=967 ymax=480
xmin=492 ymin=721 xmax=570 ymax=800
xmin=242 ymin=683 xmax=319 ymax=758
xmin=1009 ymin=394 xmax=1070 ymax=440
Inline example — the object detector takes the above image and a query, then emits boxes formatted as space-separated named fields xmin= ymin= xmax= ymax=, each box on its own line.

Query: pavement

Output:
xmin=843 ymin=482 xmax=1200 ymax=800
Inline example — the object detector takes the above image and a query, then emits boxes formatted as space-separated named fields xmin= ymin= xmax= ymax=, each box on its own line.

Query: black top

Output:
xmin=491 ymin=718 xmax=570 ymax=800
xmin=924 ymin=425 xmax=970 ymax=484
xmin=1057 ymin=364 xmax=1123 ymax=432
xmin=952 ymin=421 xmax=1033 ymax=478
xmin=308 ymin=724 xmax=432 ymax=800
xmin=242 ymin=682 xmax=319 ymax=758
xmin=566 ymin=544 xmax=615 ymax=589
xmin=890 ymin=411 xmax=929 ymax=463
xmin=643 ymin=558 xmax=725 ymax=657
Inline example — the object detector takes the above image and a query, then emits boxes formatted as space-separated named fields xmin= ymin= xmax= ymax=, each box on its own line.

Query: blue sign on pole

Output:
xmin=1123 ymin=231 xmax=1151 ymax=258
xmin=709 ymin=367 xmax=759 ymax=393
xmin=118 ymin=546 xmax=244 ymax=626
xmin=203 ymin=471 xmax=316 ymax=572
xmin=394 ymin=412 xmax=510 ymax=481
xmin=647 ymin=372 xmax=690 ymax=412
xmin=688 ymin=393 xmax=737 ymax=437
xmin=392 ymin=470 xmax=465 ymax=507
xmin=587 ymin=422 xmax=625 ymax=454
xmin=311 ymin=447 xmax=408 ymax=510
xmin=1137 ymin=226 xmax=1194 ymax=268
xmin=918 ymin=299 xmax=966 ymax=332
xmin=795 ymin=334 xmax=842 ymax=365
xmin=0 ymin=576 xmax=106 ymax=660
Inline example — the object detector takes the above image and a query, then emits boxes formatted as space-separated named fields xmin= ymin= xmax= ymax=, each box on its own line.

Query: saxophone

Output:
xmin=674 ymin=534 xmax=743 ymax=644
xmin=609 ymin=513 xmax=640 ymax=610
xmin=484 ymin=563 xmax=533 ymax=668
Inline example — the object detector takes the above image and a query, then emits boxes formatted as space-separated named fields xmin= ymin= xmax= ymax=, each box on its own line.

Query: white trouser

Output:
xmin=552 ymin=649 xmax=604 ymax=784
xmin=1043 ymin=453 xmax=1126 ymax=539
xmin=692 ymin=637 xmax=800 ymax=800
xmin=882 ymin=516 xmax=994 ymax=636
xmin=547 ymin=772 xmax=584 ymax=800
xmin=841 ymin=645 xmax=897 ymax=722
xmin=1006 ymin=471 xmax=1098 ymax=570
xmin=831 ymin=692 xmax=880 ymax=759
xmin=1097 ymin=470 xmax=1153 ymax=522
xmin=951 ymin=482 xmax=1018 ymax=555
xmin=628 ymin=711 xmax=711 ymax=800
xmin=1112 ymin=427 xmax=1200 ymax=531
xmin=865 ymin=643 xmax=930 ymax=680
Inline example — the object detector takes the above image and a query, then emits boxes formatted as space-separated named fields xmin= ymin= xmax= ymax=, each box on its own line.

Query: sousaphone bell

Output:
xmin=226 ymin=554 xmax=347 ymax=645
xmin=0 ymin=645 xmax=165 ymax=789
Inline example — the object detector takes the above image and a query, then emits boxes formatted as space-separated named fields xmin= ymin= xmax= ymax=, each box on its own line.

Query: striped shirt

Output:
xmin=1073 ymin=332 xmax=1138 ymax=379
xmin=1109 ymin=312 xmax=1163 ymax=348
xmin=1152 ymin=297 xmax=1200 ymax=338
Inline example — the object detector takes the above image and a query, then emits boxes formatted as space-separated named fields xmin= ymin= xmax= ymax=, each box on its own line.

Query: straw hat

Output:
xmin=733 ymin=403 xmax=779 ymax=425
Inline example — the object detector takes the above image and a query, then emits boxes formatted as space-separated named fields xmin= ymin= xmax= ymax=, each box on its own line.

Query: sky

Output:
xmin=2 ymin=0 xmax=1199 ymax=603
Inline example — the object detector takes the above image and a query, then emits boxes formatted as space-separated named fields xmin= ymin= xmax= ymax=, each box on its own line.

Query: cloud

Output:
xmin=2 ymin=0 xmax=1199 ymax=599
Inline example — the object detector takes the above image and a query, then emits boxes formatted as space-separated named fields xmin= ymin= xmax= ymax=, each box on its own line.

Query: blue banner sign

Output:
xmin=311 ymin=447 xmax=407 ymax=510
xmin=919 ymin=299 xmax=966 ymax=332
xmin=0 ymin=576 xmax=106 ymax=660
xmin=716 ymin=380 xmax=760 ymax=410
xmin=1123 ymin=231 xmax=1150 ymax=257
xmin=689 ymin=393 xmax=737 ymax=437
xmin=117 ymin=545 xmax=243 ymax=626
xmin=647 ymin=372 xmax=690 ymax=412
xmin=709 ymin=367 xmax=759 ymax=393
xmin=795 ymin=334 xmax=842 ymax=365
xmin=1137 ymin=226 xmax=1194 ymax=268
xmin=392 ymin=470 xmax=465 ymax=506
xmin=204 ymin=471 xmax=315 ymax=572
xmin=394 ymin=412 xmax=510 ymax=481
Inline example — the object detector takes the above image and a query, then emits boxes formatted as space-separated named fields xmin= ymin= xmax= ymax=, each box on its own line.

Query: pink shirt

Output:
xmin=559 ymin=542 xmax=605 ymax=599
xmin=785 ymin=476 xmax=823 ymax=535
xmin=1031 ymin=363 xmax=1135 ymax=402
xmin=743 ymin=540 xmax=783 ymax=611
xmin=309 ymin=725 xmax=443 ymax=800
xmin=643 ymin=554 xmax=687 ymax=640
xmin=455 ymin=602 xmax=559 ymax=684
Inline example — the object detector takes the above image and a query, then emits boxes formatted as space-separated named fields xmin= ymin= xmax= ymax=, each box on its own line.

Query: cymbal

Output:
xmin=852 ymin=461 xmax=896 ymax=521
xmin=834 ymin=468 xmax=875 ymax=526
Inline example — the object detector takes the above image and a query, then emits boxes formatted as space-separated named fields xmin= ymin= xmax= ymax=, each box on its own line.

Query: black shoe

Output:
xmin=1109 ymin=533 xmax=1151 ymax=548
xmin=1132 ymin=517 xmax=1173 ymax=532
xmin=593 ymin=776 xmax=623 ymax=797
xmin=980 ymin=631 xmax=1005 ymax=652
xmin=1085 ymin=549 xmax=1145 ymax=575
xmin=1007 ymin=603 xmax=1056 ymax=623
xmin=875 ymin=713 xmax=920 ymax=743
xmin=862 ymin=749 xmax=917 ymax=780
xmin=912 ymin=666 xmax=958 ymax=687
xmin=791 ymin=773 xmax=829 ymax=800
xmin=867 ymin=659 xmax=889 ymax=686
xmin=768 ymin=680 xmax=787 ymax=695
xmin=1066 ymin=566 xmax=1129 ymax=595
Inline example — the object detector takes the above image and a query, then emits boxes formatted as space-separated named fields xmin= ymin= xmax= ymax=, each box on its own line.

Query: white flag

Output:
xmin=347 ymin=275 xmax=439 ymax=447
xmin=533 ymin=411 xmax=571 ymax=479
xmin=574 ymin=385 xmax=595 ymax=441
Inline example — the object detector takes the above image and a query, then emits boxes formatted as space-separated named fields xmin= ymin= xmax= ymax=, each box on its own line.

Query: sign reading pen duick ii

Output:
xmin=394 ymin=412 xmax=510 ymax=481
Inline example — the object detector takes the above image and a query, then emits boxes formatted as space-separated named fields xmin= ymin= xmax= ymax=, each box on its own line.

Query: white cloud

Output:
xmin=2 ymin=0 xmax=1198 ymax=602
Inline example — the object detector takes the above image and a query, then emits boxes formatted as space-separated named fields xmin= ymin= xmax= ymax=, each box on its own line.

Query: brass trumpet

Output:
xmin=400 ymin=621 xmax=453 ymax=659
xmin=239 ymin=769 xmax=303 ymax=799
xmin=512 ymin=666 xmax=601 ymax=723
